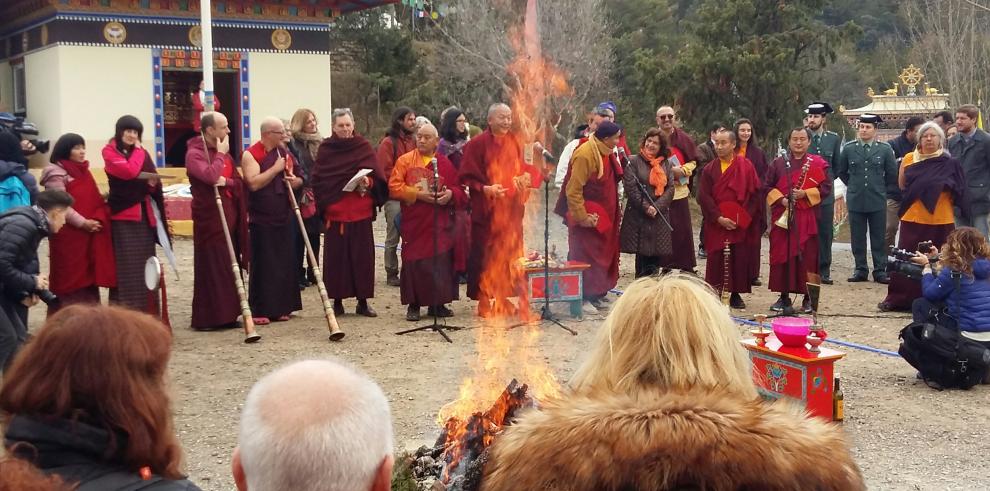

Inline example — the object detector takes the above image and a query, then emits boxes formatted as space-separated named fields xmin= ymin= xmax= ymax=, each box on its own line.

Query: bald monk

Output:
xmin=241 ymin=117 xmax=304 ymax=325
xmin=389 ymin=124 xmax=467 ymax=321
xmin=459 ymin=103 xmax=542 ymax=318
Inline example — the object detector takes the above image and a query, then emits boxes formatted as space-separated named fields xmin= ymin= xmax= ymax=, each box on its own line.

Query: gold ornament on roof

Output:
xmin=867 ymin=87 xmax=875 ymax=97
xmin=899 ymin=64 xmax=924 ymax=96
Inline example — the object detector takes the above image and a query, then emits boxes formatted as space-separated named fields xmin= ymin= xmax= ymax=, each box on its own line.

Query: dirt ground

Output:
xmin=29 ymin=190 xmax=990 ymax=490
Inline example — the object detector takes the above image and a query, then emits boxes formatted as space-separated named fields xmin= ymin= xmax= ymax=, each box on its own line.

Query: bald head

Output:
xmin=260 ymin=116 xmax=285 ymax=148
xmin=488 ymin=103 xmax=512 ymax=135
xmin=416 ymin=123 xmax=440 ymax=156
xmin=234 ymin=359 xmax=394 ymax=491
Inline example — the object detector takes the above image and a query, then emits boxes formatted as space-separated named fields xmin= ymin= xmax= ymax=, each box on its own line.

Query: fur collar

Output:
xmin=480 ymin=388 xmax=864 ymax=491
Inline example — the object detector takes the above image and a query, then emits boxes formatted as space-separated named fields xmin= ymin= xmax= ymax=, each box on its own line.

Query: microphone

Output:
xmin=540 ymin=148 xmax=557 ymax=164
xmin=617 ymin=147 xmax=631 ymax=166
xmin=431 ymin=157 xmax=440 ymax=196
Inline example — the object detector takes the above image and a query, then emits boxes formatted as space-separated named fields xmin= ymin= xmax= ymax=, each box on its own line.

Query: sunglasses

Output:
xmin=657 ymin=114 xmax=675 ymax=120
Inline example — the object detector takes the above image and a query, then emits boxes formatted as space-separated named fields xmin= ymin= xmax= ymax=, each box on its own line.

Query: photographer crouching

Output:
xmin=0 ymin=190 xmax=73 ymax=372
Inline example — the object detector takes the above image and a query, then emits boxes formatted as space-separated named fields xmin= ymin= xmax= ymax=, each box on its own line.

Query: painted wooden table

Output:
xmin=741 ymin=337 xmax=845 ymax=421
xmin=524 ymin=261 xmax=591 ymax=319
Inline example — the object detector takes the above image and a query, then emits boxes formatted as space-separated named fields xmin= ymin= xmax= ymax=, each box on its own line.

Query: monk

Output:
xmin=554 ymin=121 xmax=623 ymax=313
xmin=241 ymin=117 xmax=303 ymax=325
xmin=765 ymin=127 xmax=832 ymax=313
xmin=312 ymin=108 xmax=387 ymax=318
xmin=185 ymin=112 xmax=250 ymax=330
xmin=389 ymin=124 xmax=467 ymax=321
xmin=697 ymin=129 xmax=761 ymax=310
xmin=459 ymin=103 xmax=542 ymax=318
xmin=656 ymin=105 xmax=699 ymax=272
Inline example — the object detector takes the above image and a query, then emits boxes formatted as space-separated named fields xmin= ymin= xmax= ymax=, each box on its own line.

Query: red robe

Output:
xmin=764 ymin=154 xmax=831 ymax=294
xmin=458 ymin=129 xmax=541 ymax=301
xmin=185 ymin=136 xmax=250 ymax=328
xmin=554 ymin=139 xmax=622 ymax=298
xmin=191 ymin=92 xmax=220 ymax=133
xmin=697 ymin=156 xmax=761 ymax=293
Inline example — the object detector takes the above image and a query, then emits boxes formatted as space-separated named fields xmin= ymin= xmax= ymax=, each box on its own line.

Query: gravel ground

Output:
xmin=28 ymin=190 xmax=990 ymax=490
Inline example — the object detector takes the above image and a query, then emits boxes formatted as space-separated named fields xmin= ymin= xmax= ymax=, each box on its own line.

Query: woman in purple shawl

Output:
xmin=438 ymin=108 xmax=472 ymax=279
xmin=880 ymin=122 xmax=966 ymax=311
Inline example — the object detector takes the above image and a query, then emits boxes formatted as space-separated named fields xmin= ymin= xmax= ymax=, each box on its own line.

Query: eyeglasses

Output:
xmin=265 ymin=130 xmax=287 ymax=135
xmin=657 ymin=114 xmax=675 ymax=120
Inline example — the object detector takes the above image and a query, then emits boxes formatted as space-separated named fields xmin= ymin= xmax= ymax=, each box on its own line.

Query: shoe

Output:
xmin=252 ymin=317 xmax=271 ymax=326
xmin=333 ymin=299 xmax=344 ymax=316
xmin=582 ymin=301 xmax=598 ymax=316
xmin=192 ymin=321 xmax=241 ymax=332
xmin=589 ymin=298 xmax=608 ymax=311
xmin=729 ymin=293 xmax=746 ymax=310
xmin=307 ymin=270 xmax=318 ymax=285
xmin=801 ymin=296 xmax=812 ymax=314
xmin=356 ymin=300 xmax=378 ymax=318
xmin=877 ymin=301 xmax=895 ymax=312
xmin=770 ymin=296 xmax=792 ymax=312
xmin=698 ymin=249 xmax=707 ymax=259
xmin=821 ymin=277 xmax=833 ymax=285
xmin=847 ymin=273 xmax=868 ymax=282
xmin=751 ymin=278 xmax=763 ymax=287
xmin=386 ymin=274 xmax=401 ymax=287
xmin=874 ymin=274 xmax=890 ymax=284
xmin=599 ymin=296 xmax=612 ymax=304
xmin=298 ymin=281 xmax=308 ymax=291
xmin=406 ymin=305 xmax=421 ymax=321
xmin=275 ymin=315 xmax=291 ymax=322
xmin=428 ymin=305 xmax=454 ymax=318
xmin=458 ymin=273 xmax=468 ymax=285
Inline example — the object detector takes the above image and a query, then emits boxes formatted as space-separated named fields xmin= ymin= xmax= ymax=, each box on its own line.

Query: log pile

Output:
xmin=410 ymin=380 xmax=533 ymax=491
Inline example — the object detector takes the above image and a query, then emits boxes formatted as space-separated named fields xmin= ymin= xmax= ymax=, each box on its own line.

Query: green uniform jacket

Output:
xmin=809 ymin=130 xmax=841 ymax=205
xmin=834 ymin=140 xmax=898 ymax=213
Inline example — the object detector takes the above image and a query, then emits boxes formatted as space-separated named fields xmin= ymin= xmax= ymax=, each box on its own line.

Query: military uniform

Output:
xmin=835 ymin=139 xmax=898 ymax=280
xmin=808 ymin=129 xmax=841 ymax=281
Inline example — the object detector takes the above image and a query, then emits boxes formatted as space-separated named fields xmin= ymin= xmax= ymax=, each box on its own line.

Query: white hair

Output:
xmin=259 ymin=116 xmax=284 ymax=134
xmin=238 ymin=359 xmax=394 ymax=491
xmin=917 ymin=121 xmax=946 ymax=149
xmin=487 ymin=102 xmax=511 ymax=120
xmin=331 ymin=108 xmax=354 ymax=125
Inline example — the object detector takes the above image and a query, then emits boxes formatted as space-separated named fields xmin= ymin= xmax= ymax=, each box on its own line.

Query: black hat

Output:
xmin=594 ymin=121 xmax=622 ymax=139
xmin=858 ymin=114 xmax=883 ymax=126
xmin=804 ymin=102 xmax=834 ymax=115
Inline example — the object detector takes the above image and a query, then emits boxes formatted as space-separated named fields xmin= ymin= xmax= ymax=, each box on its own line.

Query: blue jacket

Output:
xmin=922 ymin=258 xmax=990 ymax=332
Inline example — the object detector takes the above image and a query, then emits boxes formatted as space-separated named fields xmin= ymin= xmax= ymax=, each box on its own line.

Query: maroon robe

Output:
xmin=741 ymin=144 xmax=769 ymax=281
xmin=458 ymin=129 xmax=541 ymax=302
xmin=663 ymin=136 xmax=698 ymax=271
xmin=186 ymin=137 xmax=249 ymax=328
xmin=764 ymin=154 xmax=831 ymax=294
xmin=554 ymin=140 xmax=622 ymax=299
xmin=697 ymin=156 xmax=761 ymax=293
xmin=393 ymin=152 xmax=467 ymax=306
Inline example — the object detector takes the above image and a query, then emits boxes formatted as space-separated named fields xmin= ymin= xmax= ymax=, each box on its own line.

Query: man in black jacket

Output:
xmin=885 ymin=116 xmax=924 ymax=248
xmin=0 ymin=189 xmax=73 ymax=371
xmin=949 ymin=104 xmax=990 ymax=238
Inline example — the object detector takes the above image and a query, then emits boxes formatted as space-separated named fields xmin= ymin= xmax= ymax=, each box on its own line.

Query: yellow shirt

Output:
xmin=900 ymin=152 xmax=954 ymax=225
xmin=720 ymin=158 xmax=732 ymax=173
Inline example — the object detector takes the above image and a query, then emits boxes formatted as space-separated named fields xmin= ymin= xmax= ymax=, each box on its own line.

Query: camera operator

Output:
xmin=910 ymin=227 xmax=990 ymax=360
xmin=0 ymin=190 xmax=73 ymax=372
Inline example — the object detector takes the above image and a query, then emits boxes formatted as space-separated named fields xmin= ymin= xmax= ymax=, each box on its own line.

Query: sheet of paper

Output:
xmin=343 ymin=168 xmax=374 ymax=192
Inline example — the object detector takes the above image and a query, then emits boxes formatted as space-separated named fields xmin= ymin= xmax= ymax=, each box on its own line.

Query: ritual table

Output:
xmin=524 ymin=261 xmax=590 ymax=319
xmin=741 ymin=337 xmax=845 ymax=421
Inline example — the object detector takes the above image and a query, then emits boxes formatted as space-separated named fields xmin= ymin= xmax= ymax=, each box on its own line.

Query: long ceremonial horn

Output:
xmin=281 ymin=152 xmax=344 ymax=342
xmin=205 ymin=136 xmax=260 ymax=343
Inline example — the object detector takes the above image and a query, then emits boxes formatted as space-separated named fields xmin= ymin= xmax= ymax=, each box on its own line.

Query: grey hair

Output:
xmin=917 ymin=121 xmax=946 ymax=149
xmin=259 ymin=116 xmax=283 ymax=134
xmin=487 ymin=103 xmax=511 ymax=120
xmin=331 ymin=108 xmax=354 ymax=125
xmin=238 ymin=358 xmax=394 ymax=491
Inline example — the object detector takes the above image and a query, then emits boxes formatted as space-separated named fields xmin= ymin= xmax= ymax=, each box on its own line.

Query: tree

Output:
xmin=641 ymin=0 xmax=859 ymax=149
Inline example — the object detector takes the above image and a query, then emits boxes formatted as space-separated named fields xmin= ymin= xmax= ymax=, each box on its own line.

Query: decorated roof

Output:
xmin=841 ymin=64 xmax=951 ymax=117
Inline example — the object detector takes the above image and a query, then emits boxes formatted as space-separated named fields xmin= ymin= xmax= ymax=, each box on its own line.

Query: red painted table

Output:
xmin=524 ymin=261 xmax=590 ymax=318
xmin=741 ymin=337 xmax=845 ymax=421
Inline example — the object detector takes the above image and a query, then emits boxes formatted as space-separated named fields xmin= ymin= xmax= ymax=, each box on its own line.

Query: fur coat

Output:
xmin=479 ymin=388 xmax=865 ymax=491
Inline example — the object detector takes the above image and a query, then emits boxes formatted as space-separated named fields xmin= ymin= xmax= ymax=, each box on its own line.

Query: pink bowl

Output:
xmin=771 ymin=317 xmax=812 ymax=347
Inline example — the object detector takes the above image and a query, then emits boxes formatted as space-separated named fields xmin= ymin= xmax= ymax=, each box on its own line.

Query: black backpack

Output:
xmin=898 ymin=271 xmax=990 ymax=389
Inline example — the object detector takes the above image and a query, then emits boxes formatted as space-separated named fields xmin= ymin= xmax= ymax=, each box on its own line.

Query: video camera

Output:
xmin=886 ymin=241 xmax=939 ymax=280
xmin=0 ymin=112 xmax=50 ymax=155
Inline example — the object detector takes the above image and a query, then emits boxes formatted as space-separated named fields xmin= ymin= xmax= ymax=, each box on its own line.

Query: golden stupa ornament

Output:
xmin=898 ymin=64 xmax=925 ymax=96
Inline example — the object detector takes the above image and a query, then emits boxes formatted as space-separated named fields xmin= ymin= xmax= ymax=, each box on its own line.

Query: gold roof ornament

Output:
xmin=898 ymin=64 xmax=924 ymax=96
xmin=867 ymin=87 xmax=875 ymax=98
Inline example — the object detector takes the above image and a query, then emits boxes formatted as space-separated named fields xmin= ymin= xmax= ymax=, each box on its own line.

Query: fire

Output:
xmin=435 ymin=0 xmax=572 ymax=483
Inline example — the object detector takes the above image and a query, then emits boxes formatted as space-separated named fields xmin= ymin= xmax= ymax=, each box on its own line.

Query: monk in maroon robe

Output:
xmin=312 ymin=110 xmax=387 ymax=318
xmin=697 ymin=130 xmax=761 ymax=309
xmin=389 ymin=124 xmax=467 ymax=321
xmin=459 ymin=103 xmax=541 ymax=318
xmin=185 ymin=113 xmax=251 ymax=330
xmin=765 ymin=127 xmax=831 ymax=313
xmin=554 ymin=121 xmax=623 ymax=311
xmin=242 ymin=117 xmax=304 ymax=324
xmin=656 ymin=105 xmax=699 ymax=272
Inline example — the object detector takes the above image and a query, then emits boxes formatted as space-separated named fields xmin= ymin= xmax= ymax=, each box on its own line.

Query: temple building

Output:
xmin=0 ymin=0 xmax=394 ymax=167
xmin=840 ymin=64 xmax=951 ymax=142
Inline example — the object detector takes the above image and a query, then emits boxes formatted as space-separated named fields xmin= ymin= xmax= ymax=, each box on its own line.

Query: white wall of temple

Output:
xmin=247 ymin=51 xmax=331 ymax=143
xmin=24 ymin=45 xmax=154 ymax=168
xmin=0 ymin=61 xmax=12 ymax=113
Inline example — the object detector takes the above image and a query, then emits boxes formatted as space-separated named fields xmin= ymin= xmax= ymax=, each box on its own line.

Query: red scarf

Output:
xmin=59 ymin=159 xmax=90 ymax=180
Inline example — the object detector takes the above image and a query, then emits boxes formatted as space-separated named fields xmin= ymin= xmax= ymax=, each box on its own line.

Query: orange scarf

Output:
xmin=647 ymin=155 xmax=667 ymax=197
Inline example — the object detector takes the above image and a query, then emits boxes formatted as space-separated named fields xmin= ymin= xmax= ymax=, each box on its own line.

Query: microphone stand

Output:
xmin=396 ymin=156 xmax=463 ymax=342
xmin=770 ymin=156 xmax=798 ymax=317
xmin=531 ymin=148 xmax=577 ymax=335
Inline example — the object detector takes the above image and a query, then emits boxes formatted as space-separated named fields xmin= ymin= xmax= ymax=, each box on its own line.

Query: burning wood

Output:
xmin=411 ymin=380 xmax=534 ymax=491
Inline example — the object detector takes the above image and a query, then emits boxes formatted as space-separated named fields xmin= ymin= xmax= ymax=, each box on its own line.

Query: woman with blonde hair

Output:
xmin=480 ymin=273 xmax=865 ymax=491
xmin=287 ymin=108 xmax=323 ymax=288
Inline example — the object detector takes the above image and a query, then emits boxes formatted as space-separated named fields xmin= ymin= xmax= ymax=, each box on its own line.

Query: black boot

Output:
xmin=356 ymin=299 xmax=377 ymax=317
xmin=333 ymin=299 xmax=344 ymax=316
xmin=406 ymin=305 xmax=421 ymax=321
xmin=729 ymin=293 xmax=746 ymax=309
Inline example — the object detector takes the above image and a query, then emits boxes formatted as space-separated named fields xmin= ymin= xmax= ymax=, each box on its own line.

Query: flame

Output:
xmin=435 ymin=0 xmax=571 ymax=482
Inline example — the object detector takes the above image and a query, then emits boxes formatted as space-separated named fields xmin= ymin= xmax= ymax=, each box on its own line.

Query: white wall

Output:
xmin=24 ymin=45 xmax=154 ymax=168
xmin=247 ymin=52 xmax=331 ymax=144
xmin=0 ymin=61 xmax=12 ymax=113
